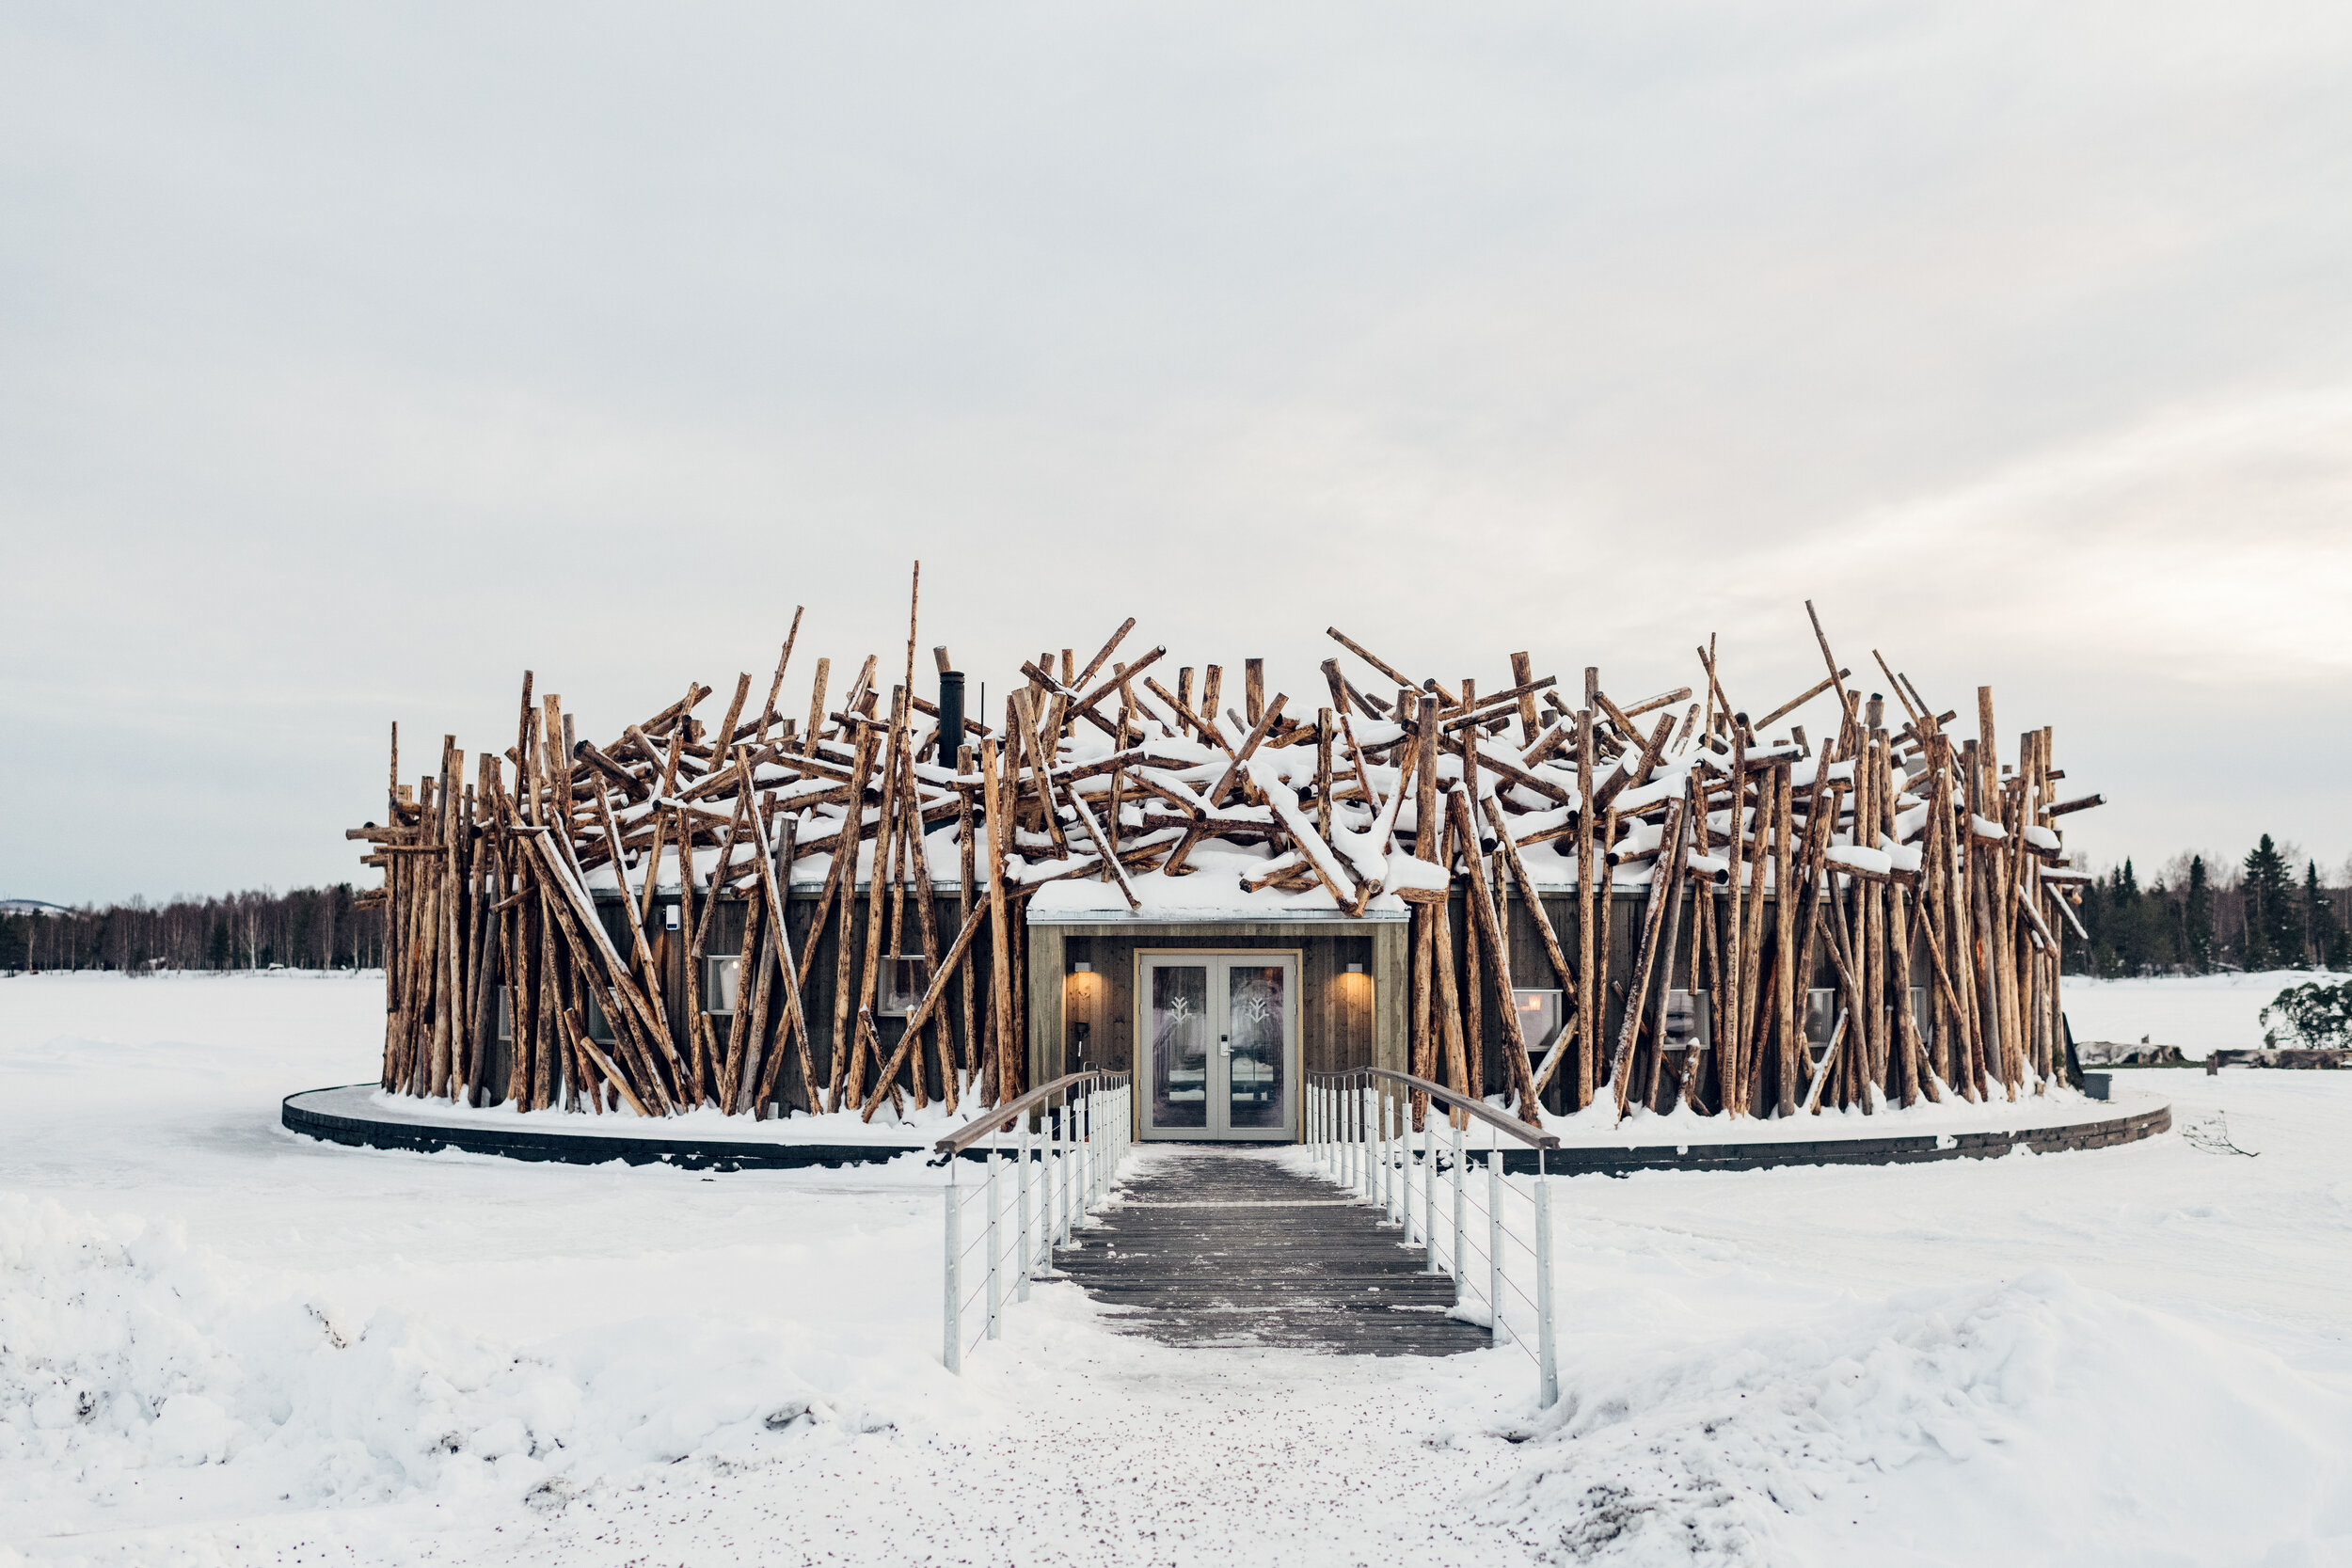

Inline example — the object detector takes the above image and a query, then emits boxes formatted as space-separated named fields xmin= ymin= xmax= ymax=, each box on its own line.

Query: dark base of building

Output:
xmin=283 ymin=1085 xmax=2170 ymax=1177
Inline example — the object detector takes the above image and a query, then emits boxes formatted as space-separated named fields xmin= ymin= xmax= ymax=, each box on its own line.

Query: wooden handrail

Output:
xmin=931 ymin=1070 xmax=1129 ymax=1157
xmin=1309 ymin=1067 xmax=1561 ymax=1149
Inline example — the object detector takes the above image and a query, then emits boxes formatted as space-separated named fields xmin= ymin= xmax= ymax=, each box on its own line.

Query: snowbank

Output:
xmin=0 ymin=1192 xmax=945 ymax=1534
xmin=1490 ymin=1269 xmax=2352 ymax=1564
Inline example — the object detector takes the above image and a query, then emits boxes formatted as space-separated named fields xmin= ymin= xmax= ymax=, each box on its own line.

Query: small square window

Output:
xmin=1804 ymin=988 xmax=1838 ymax=1042
xmin=1662 ymin=989 xmax=1710 ymax=1052
xmin=1512 ymin=989 xmax=1564 ymax=1053
xmin=584 ymin=992 xmax=615 ymax=1044
xmin=1804 ymin=989 xmax=1840 ymax=1060
xmin=705 ymin=954 xmax=741 ymax=1015
xmin=881 ymin=954 xmax=930 ymax=1016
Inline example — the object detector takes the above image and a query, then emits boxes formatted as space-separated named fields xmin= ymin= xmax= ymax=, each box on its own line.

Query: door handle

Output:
xmin=1219 ymin=1034 xmax=1232 ymax=1057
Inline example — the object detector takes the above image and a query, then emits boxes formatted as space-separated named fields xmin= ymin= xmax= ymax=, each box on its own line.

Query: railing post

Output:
xmin=1050 ymin=1105 xmax=1064 ymax=1247
xmin=1535 ymin=1158 xmax=1558 ymax=1409
xmin=985 ymin=1142 xmax=1002 ymax=1341
xmin=1017 ymin=1116 xmax=1033 ymax=1301
xmin=1378 ymin=1087 xmax=1393 ymax=1220
xmin=1396 ymin=1092 xmax=1411 ymax=1242
xmin=944 ymin=1168 xmax=962 ymax=1374
xmin=1487 ymin=1132 xmax=1504 ymax=1347
xmin=1422 ymin=1115 xmax=1439 ymax=1274
xmin=1388 ymin=1093 xmax=1403 ymax=1226
xmin=1451 ymin=1121 xmax=1467 ymax=1302
xmin=1345 ymin=1085 xmax=1364 ymax=1194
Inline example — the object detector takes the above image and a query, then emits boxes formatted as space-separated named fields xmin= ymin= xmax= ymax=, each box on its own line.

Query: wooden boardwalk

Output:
xmin=1053 ymin=1148 xmax=1489 ymax=1355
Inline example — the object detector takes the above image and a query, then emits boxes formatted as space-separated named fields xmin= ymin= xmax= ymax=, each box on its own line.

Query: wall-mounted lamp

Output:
xmin=1346 ymin=962 xmax=1363 ymax=974
xmin=1073 ymin=960 xmax=1091 ymax=973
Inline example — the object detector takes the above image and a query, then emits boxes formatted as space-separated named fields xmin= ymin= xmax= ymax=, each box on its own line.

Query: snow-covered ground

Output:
xmin=3 ymin=970 xmax=2348 ymax=1567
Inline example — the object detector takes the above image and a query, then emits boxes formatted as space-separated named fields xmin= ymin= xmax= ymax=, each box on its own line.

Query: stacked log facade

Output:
xmin=352 ymin=588 xmax=2101 ymax=1125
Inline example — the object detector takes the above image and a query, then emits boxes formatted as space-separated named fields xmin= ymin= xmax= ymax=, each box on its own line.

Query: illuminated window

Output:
xmin=1512 ymin=989 xmax=1564 ymax=1053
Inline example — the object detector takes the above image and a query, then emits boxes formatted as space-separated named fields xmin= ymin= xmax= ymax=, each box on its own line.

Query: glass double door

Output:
xmin=1141 ymin=953 xmax=1298 ymax=1141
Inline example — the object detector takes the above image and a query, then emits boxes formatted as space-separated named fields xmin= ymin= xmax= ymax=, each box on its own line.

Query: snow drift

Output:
xmin=1484 ymin=1269 xmax=2352 ymax=1564
xmin=0 ymin=1194 xmax=914 ymax=1522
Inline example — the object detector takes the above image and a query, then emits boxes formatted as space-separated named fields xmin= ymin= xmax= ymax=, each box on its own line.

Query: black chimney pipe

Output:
xmin=936 ymin=670 xmax=964 ymax=768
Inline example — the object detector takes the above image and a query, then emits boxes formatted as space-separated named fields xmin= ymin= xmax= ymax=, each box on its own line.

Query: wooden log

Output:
xmin=563 ymin=1006 xmax=649 ymax=1117
xmin=529 ymin=831 xmax=676 ymax=1113
xmin=817 ymin=726 xmax=878 ymax=1107
xmin=1326 ymin=626 xmax=1457 ymax=708
xmin=1453 ymin=789 xmax=1540 ymax=1122
xmin=1639 ymin=780 xmax=1697 ymax=1113
xmin=1009 ymin=689 xmax=1070 ymax=858
xmin=1610 ymin=798 xmax=1687 ymax=1118
xmin=1592 ymin=711 xmax=1677 ymax=816
xmin=1438 ymin=675 xmax=1558 ymax=732
xmin=746 ymin=786 xmax=818 ymax=1117
xmin=1755 ymin=669 xmax=1850 ymax=736
xmin=1736 ymin=765 xmax=1774 ymax=1113
xmin=1718 ymin=728 xmax=1747 ymax=1113
xmin=957 ymin=778 xmax=978 ymax=1089
xmin=1509 ymin=652 xmax=1540 ymax=744
xmin=1574 ymin=706 xmax=1598 ymax=1111
xmin=982 ymin=736 xmax=1018 ymax=1108
xmin=592 ymin=791 xmax=682 ymax=1077
xmin=1157 ymin=694 xmax=1288 ymax=877
xmin=858 ymin=901 xmax=991 ymax=1119
xmin=1803 ymin=599 xmax=1853 ymax=715
xmin=843 ymin=689 xmax=913 ymax=1106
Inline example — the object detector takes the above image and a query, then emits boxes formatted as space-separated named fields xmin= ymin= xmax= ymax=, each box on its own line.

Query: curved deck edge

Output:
xmin=280 ymin=1085 xmax=932 ymax=1171
xmin=1492 ymin=1096 xmax=2172 ymax=1176
xmin=287 ymin=1085 xmax=2169 ymax=1177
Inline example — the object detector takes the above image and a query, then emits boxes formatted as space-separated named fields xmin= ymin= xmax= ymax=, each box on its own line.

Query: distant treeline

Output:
xmin=0 ymin=885 xmax=386 ymax=974
xmin=2068 ymin=834 xmax=2351 ymax=978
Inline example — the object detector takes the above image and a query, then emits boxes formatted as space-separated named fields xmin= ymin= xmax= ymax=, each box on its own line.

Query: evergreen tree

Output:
xmin=207 ymin=920 xmax=230 ymax=970
xmin=2185 ymin=856 xmax=2215 ymax=974
xmin=2243 ymin=835 xmax=2296 ymax=970
xmin=2307 ymin=861 xmax=2348 ymax=971
xmin=2115 ymin=860 xmax=2152 ymax=974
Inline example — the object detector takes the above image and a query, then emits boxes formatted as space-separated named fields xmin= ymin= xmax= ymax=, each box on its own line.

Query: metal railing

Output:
xmin=931 ymin=1069 xmax=1133 ymax=1372
xmin=1307 ymin=1068 xmax=1563 ymax=1408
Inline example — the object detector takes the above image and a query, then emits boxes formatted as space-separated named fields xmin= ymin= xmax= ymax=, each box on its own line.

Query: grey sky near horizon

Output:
xmin=5 ymin=2 xmax=2350 ymax=906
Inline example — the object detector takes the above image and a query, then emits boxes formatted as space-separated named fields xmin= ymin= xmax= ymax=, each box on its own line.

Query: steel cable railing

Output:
xmin=934 ymin=1070 xmax=1133 ymax=1371
xmin=1307 ymin=1068 xmax=1562 ymax=1408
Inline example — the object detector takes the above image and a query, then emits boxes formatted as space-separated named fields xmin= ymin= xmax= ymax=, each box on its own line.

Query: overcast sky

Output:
xmin=6 ymin=2 xmax=2350 ymax=905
